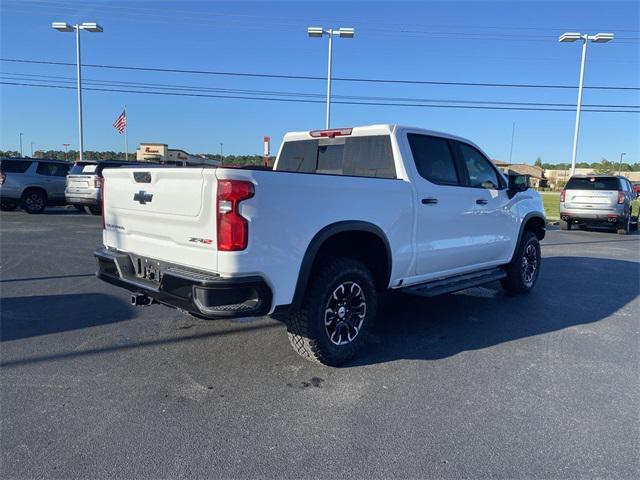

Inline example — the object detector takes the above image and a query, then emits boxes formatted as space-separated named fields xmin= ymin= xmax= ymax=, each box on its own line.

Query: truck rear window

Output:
xmin=565 ymin=177 xmax=619 ymax=190
xmin=0 ymin=160 xmax=32 ymax=173
xmin=277 ymin=135 xmax=396 ymax=179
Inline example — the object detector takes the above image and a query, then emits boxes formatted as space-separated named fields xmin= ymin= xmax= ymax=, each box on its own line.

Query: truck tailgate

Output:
xmin=102 ymin=167 xmax=218 ymax=272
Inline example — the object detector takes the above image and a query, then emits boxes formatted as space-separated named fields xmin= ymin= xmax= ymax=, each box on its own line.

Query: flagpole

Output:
xmin=124 ymin=105 xmax=129 ymax=161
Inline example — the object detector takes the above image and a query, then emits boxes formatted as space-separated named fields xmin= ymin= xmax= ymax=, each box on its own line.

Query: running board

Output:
xmin=402 ymin=268 xmax=506 ymax=298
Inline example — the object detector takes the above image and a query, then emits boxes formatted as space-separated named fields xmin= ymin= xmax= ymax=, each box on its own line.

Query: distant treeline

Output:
xmin=0 ymin=150 xmax=275 ymax=166
xmin=540 ymin=161 xmax=640 ymax=172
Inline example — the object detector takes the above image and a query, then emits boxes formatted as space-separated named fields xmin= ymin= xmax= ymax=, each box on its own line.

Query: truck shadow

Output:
xmin=351 ymin=256 xmax=639 ymax=367
xmin=0 ymin=293 xmax=133 ymax=342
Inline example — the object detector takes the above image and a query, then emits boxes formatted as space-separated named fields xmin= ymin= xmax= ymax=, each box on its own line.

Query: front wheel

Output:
xmin=286 ymin=257 xmax=377 ymax=366
xmin=501 ymin=231 xmax=541 ymax=294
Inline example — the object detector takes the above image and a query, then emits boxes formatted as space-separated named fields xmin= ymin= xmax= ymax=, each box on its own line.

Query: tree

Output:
xmin=534 ymin=157 xmax=543 ymax=168
xmin=592 ymin=158 xmax=617 ymax=174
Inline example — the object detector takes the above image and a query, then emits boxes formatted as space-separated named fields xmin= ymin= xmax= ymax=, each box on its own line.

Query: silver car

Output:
xmin=0 ymin=158 xmax=69 ymax=214
xmin=66 ymin=160 xmax=148 ymax=215
xmin=560 ymin=175 xmax=636 ymax=234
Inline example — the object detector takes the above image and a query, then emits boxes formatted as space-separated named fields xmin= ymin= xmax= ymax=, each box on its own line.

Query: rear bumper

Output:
xmin=65 ymin=190 xmax=100 ymax=205
xmin=560 ymin=206 xmax=626 ymax=223
xmin=94 ymin=247 xmax=272 ymax=318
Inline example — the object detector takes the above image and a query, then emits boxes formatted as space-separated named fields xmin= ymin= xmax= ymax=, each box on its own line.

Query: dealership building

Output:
xmin=135 ymin=143 xmax=220 ymax=166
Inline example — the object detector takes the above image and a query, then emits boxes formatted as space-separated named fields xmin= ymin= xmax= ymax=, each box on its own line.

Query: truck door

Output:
xmin=406 ymin=133 xmax=480 ymax=277
xmin=451 ymin=140 xmax=518 ymax=265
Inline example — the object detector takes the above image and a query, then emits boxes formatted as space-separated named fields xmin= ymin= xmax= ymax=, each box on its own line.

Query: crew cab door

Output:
xmin=451 ymin=140 xmax=517 ymax=265
xmin=405 ymin=133 xmax=479 ymax=277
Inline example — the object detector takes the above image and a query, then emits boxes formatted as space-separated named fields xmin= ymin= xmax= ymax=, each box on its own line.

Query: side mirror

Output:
xmin=508 ymin=174 xmax=529 ymax=198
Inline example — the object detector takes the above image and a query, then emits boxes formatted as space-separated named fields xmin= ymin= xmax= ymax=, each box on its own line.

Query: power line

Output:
xmin=3 ymin=72 xmax=639 ymax=109
xmin=2 ymin=80 xmax=638 ymax=113
xmin=2 ymin=58 xmax=639 ymax=91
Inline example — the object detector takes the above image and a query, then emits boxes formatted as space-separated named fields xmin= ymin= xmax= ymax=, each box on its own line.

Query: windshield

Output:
xmin=565 ymin=177 xmax=619 ymax=191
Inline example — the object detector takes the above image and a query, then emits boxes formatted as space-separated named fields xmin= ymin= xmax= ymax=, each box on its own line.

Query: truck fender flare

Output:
xmin=291 ymin=221 xmax=392 ymax=309
xmin=510 ymin=212 xmax=546 ymax=262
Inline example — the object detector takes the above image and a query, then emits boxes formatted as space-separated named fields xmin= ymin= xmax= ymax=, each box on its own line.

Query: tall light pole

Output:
xmin=52 ymin=21 xmax=103 ymax=162
xmin=19 ymin=133 xmax=23 ymax=157
xmin=559 ymin=32 xmax=614 ymax=176
xmin=30 ymin=142 xmax=35 ymax=157
xmin=63 ymin=143 xmax=70 ymax=161
xmin=618 ymin=152 xmax=626 ymax=175
xmin=307 ymin=26 xmax=355 ymax=129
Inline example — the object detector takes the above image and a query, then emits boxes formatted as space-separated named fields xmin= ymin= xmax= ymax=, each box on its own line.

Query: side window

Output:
xmin=457 ymin=143 xmax=502 ymax=189
xmin=407 ymin=133 xmax=459 ymax=185
xmin=343 ymin=135 xmax=396 ymax=179
xmin=36 ymin=162 xmax=69 ymax=177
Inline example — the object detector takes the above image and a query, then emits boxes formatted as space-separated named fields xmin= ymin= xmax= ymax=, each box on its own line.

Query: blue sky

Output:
xmin=1 ymin=0 xmax=638 ymax=164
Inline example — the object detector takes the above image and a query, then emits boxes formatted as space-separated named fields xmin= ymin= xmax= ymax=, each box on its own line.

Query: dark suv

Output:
xmin=0 ymin=158 xmax=70 ymax=214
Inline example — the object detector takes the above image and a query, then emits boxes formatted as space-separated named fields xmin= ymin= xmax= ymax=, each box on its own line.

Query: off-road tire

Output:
xmin=21 ymin=189 xmax=47 ymax=214
xmin=501 ymin=231 xmax=541 ymax=294
xmin=559 ymin=218 xmax=571 ymax=230
xmin=286 ymin=257 xmax=377 ymax=366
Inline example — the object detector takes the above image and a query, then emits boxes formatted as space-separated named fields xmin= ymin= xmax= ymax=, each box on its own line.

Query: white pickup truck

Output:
xmin=95 ymin=124 xmax=545 ymax=365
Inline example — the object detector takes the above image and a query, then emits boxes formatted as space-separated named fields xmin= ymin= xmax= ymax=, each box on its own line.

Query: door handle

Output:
xmin=421 ymin=197 xmax=438 ymax=205
xmin=476 ymin=199 xmax=489 ymax=205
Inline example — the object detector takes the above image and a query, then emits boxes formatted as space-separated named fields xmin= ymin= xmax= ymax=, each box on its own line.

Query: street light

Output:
xmin=307 ymin=26 xmax=355 ymax=129
xmin=52 ymin=21 xmax=103 ymax=162
xmin=19 ymin=132 xmax=23 ymax=157
xmin=559 ymin=31 xmax=614 ymax=175
xmin=618 ymin=152 xmax=626 ymax=175
xmin=30 ymin=142 xmax=35 ymax=157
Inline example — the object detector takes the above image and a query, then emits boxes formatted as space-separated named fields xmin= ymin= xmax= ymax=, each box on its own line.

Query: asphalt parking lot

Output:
xmin=1 ymin=209 xmax=638 ymax=479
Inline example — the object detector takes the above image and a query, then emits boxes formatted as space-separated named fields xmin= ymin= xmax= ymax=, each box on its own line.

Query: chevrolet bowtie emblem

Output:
xmin=133 ymin=190 xmax=153 ymax=205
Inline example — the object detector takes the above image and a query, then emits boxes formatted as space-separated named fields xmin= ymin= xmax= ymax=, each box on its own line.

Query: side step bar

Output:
xmin=402 ymin=267 xmax=506 ymax=298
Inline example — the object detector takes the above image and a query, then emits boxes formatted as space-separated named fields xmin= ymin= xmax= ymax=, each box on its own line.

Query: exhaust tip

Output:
xmin=131 ymin=293 xmax=153 ymax=306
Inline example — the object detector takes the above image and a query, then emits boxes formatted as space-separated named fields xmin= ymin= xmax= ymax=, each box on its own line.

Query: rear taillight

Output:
xmin=617 ymin=191 xmax=625 ymax=204
xmin=101 ymin=177 xmax=106 ymax=229
xmin=0 ymin=171 xmax=5 ymax=185
xmin=216 ymin=180 xmax=254 ymax=251
xmin=94 ymin=177 xmax=103 ymax=189
xmin=560 ymin=190 xmax=566 ymax=203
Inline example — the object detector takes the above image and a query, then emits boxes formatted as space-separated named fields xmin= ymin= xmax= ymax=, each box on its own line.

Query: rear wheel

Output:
xmin=21 ymin=189 xmax=47 ymax=214
xmin=617 ymin=214 xmax=631 ymax=235
xmin=559 ymin=218 xmax=571 ymax=231
xmin=286 ymin=257 xmax=377 ymax=366
xmin=501 ymin=231 xmax=541 ymax=294
xmin=73 ymin=204 xmax=85 ymax=212
xmin=84 ymin=205 xmax=101 ymax=216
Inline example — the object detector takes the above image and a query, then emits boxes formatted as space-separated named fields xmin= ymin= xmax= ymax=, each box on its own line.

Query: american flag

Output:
xmin=113 ymin=110 xmax=126 ymax=133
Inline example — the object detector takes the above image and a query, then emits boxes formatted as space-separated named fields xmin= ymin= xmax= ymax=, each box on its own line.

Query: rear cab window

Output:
xmin=0 ymin=159 xmax=33 ymax=173
xmin=277 ymin=135 xmax=396 ymax=179
xmin=566 ymin=177 xmax=620 ymax=190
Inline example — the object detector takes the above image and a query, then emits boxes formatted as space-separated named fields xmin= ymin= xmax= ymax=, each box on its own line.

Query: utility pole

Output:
xmin=30 ymin=142 xmax=35 ymax=157
xmin=508 ymin=122 xmax=516 ymax=168
xmin=220 ymin=143 xmax=224 ymax=166
xmin=19 ymin=133 xmax=23 ymax=157
xmin=618 ymin=152 xmax=626 ymax=175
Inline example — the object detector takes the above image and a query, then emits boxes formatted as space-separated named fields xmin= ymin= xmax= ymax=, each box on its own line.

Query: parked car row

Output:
xmin=0 ymin=158 xmax=150 ymax=214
